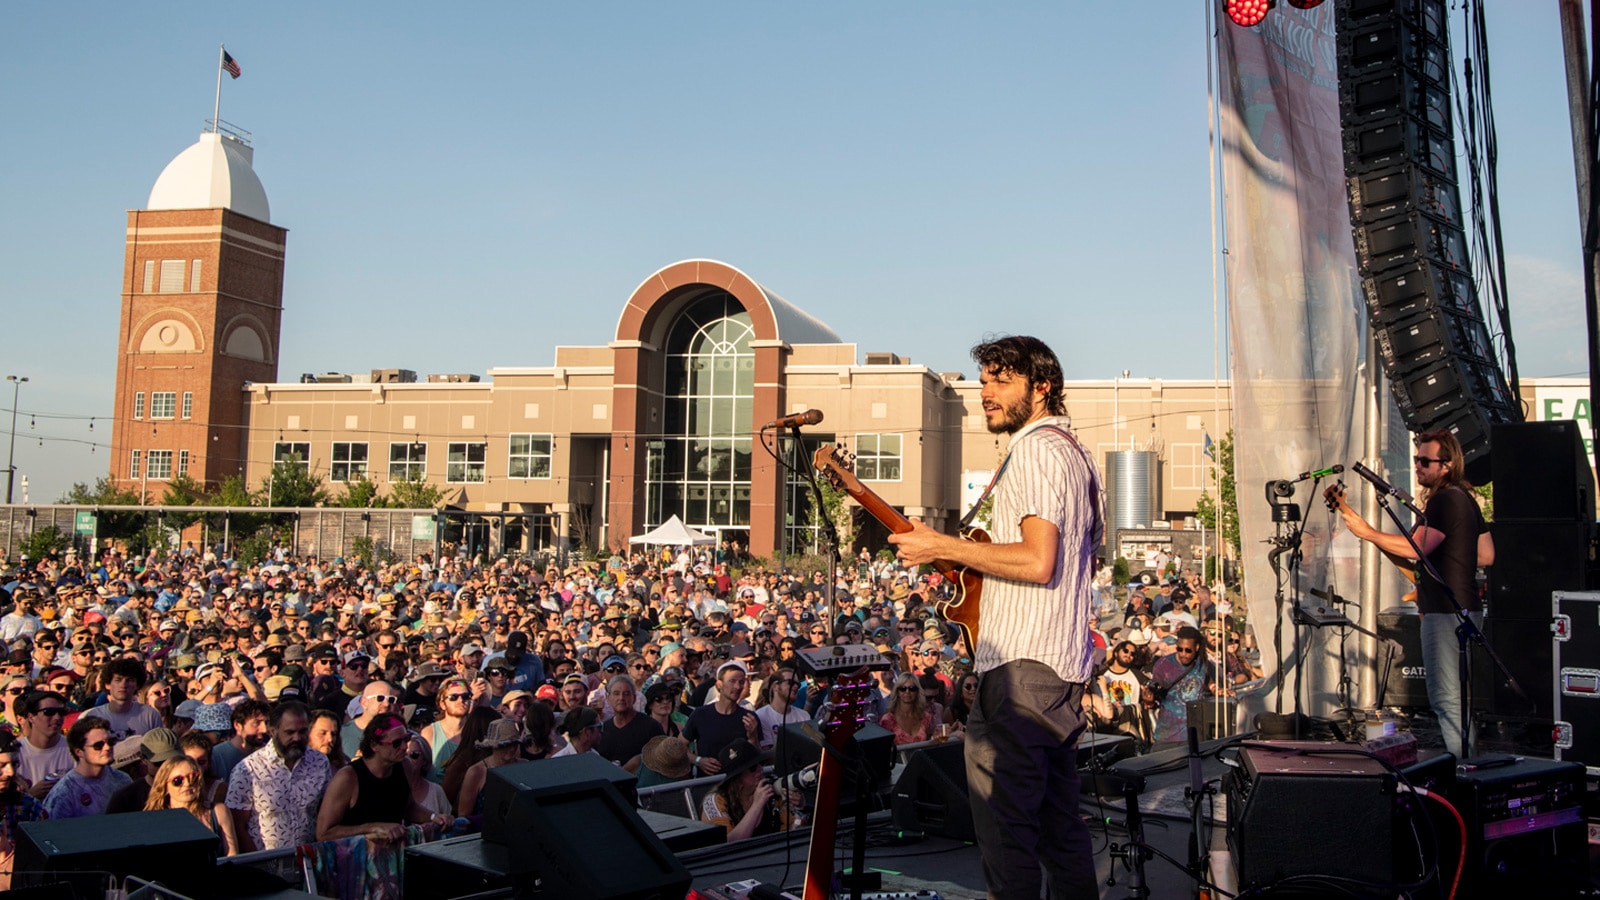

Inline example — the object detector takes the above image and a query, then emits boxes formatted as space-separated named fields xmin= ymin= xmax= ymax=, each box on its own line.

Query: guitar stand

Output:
xmin=834 ymin=763 xmax=881 ymax=899
xmin=1103 ymin=773 xmax=1152 ymax=899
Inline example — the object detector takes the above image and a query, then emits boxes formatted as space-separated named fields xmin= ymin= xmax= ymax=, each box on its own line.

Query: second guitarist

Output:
xmin=889 ymin=335 xmax=1103 ymax=900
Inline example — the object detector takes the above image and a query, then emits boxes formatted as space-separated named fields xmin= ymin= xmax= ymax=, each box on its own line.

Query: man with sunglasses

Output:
xmin=316 ymin=713 xmax=450 ymax=842
xmin=888 ymin=336 xmax=1103 ymax=900
xmin=43 ymin=715 xmax=130 ymax=818
xmin=15 ymin=690 xmax=72 ymax=790
xmin=341 ymin=681 xmax=401 ymax=759
xmin=1336 ymin=430 xmax=1494 ymax=759
xmin=1141 ymin=627 xmax=1217 ymax=747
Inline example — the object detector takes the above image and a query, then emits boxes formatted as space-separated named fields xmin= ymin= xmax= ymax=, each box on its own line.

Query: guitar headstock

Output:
xmin=1323 ymin=480 xmax=1346 ymax=512
xmin=813 ymin=444 xmax=863 ymax=495
xmin=819 ymin=673 xmax=876 ymax=743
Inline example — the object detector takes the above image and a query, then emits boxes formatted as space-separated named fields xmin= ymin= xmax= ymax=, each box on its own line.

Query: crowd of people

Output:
xmin=0 ymin=534 xmax=1257 ymax=884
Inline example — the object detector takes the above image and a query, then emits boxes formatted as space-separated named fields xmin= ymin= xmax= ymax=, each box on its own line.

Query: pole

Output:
xmin=1359 ymin=333 xmax=1384 ymax=709
xmin=213 ymin=44 xmax=225 ymax=132
xmin=4 ymin=376 xmax=26 ymax=505
xmin=1559 ymin=0 xmax=1600 ymax=476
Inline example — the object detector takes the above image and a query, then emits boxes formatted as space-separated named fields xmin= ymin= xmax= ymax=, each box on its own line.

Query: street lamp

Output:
xmin=5 ymin=375 xmax=28 ymax=505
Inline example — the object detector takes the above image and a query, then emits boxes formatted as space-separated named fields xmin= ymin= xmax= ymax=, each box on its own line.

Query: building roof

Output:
xmin=147 ymin=132 xmax=271 ymax=223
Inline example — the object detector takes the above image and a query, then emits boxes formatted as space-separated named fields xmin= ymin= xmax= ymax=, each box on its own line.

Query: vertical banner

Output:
xmin=1217 ymin=3 xmax=1367 ymax=716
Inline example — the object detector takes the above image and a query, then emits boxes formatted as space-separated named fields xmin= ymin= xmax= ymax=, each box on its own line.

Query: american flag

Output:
xmin=222 ymin=50 xmax=241 ymax=79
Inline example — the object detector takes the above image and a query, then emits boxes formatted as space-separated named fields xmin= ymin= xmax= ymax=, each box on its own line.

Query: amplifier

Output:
xmin=1444 ymin=756 xmax=1587 ymax=898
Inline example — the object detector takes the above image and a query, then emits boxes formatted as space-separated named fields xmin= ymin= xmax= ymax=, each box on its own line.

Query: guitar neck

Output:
xmin=840 ymin=483 xmax=960 ymax=578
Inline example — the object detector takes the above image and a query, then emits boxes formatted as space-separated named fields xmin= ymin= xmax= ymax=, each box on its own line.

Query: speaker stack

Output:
xmin=1485 ymin=420 xmax=1597 ymax=722
xmin=1338 ymin=0 xmax=1520 ymax=485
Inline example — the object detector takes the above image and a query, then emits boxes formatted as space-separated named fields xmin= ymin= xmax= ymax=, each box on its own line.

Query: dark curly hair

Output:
xmin=971 ymin=335 xmax=1065 ymax=416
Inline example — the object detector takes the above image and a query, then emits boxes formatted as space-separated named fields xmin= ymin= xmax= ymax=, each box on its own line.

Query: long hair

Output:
xmin=441 ymin=707 xmax=501 ymax=805
xmin=971 ymin=335 xmax=1066 ymax=416
xmin=1415 ymin=429 xmax=1472 ymax=497
xmin=357 ymin=713 xmax=407 ymax=759
xmin=144 ymin=757 xmax=206 ymax=817
xmin=886 ymin=673 xmax=928 ymax=724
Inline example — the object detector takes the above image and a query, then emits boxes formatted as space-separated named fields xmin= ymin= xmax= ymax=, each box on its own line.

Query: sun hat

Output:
xmin=476 ymin=718 xmax=527 ymax=750
xmin=716 ymin=739 xmax=766 ymax=781
xmin=640 ymin=735 xmax=692 ymax=779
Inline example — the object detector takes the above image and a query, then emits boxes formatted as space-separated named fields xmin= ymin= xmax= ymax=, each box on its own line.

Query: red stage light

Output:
xmin=1226 ymin=0 xmax=1275 ymax=26
xmin=1286 ymin=0 xmax=1325 ymax=8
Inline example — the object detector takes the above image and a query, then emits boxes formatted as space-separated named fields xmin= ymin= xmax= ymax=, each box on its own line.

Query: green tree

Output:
xmin=160 ymin=474 xmax=207 ymax=531
xmin=1472 ymin=483 xmax=1494 ymax=522
xmin=19 ymin=526 xmax=67 ymax=560
xmin=1194 ymin=430 xmax=1240 ymax=561
xmin=260 ymin=458 xmax=327 ymax=508
xmin=58 ymin=477 xmax=144 ymax=545
xmin=388 ymin=476 xmax=444 ymax=510
xmin=334 ymin=474 xmax=383 ymax=509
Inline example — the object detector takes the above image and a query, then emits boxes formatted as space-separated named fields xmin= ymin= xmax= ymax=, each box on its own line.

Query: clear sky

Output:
xmin=0 ymin=2 xmax=1588 ymax=501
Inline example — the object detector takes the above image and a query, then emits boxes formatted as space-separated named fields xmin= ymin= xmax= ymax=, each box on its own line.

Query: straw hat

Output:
xmin=640 ymin=735 xmax=691 ymax=779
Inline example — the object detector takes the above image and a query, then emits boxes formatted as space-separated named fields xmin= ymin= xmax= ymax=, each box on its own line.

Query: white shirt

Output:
xmin=973 ymin=416 xmax=1103 ymax=684
xmin=754 ymin=704 xmax=811 ymax=749
xmin=225 ymin=743 xmax=332 ymax=851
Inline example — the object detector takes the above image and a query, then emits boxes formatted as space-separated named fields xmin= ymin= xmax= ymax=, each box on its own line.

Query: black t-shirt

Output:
xmin=1418 ymin=486 xmax=1486 ymax=615
xmin=682 ymin=704 xmax=751 ymax=762
xmin=596 ymin=713 xmax=663 ymax=765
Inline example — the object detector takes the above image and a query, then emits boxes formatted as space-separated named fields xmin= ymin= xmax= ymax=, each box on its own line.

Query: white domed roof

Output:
xmin=147 ymin=132 xmax=270 ymax=223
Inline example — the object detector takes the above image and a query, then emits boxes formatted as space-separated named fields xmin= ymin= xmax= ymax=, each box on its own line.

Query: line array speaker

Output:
xmin=1337 ymin=0 xmax=1521 ymax=483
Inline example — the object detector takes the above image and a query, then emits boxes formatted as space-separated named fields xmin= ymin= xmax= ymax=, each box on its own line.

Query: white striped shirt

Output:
xmin=973 ymin=415 xmax=1104 ymax=684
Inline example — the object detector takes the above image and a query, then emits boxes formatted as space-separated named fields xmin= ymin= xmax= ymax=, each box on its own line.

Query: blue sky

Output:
xmin=0 ymin=2 xmax=1588 ymax=501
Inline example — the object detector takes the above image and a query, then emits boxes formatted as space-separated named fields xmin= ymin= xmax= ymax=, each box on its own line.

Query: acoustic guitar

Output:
xmin=801 ymin=671 xmax=874 ymax=900
xmin=812 ymin=444 xmax=986 ymax=651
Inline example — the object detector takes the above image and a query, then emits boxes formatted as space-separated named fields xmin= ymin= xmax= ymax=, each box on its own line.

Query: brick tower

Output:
xmin=112 ymin=128 xmax=287 ymax=497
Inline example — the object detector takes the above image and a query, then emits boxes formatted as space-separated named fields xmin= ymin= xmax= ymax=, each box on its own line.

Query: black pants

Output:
xmin=965 ymin=660 xmax=1095 ymax=900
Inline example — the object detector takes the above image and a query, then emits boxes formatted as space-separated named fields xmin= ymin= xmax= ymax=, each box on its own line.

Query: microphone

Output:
xmin=763 ymin=409 xmax=824 ymax=430
xmin=1293 ymin=464 xmax=1343 ymax=482
xmin=1351 ymin=462 xmax=1424 ymax=518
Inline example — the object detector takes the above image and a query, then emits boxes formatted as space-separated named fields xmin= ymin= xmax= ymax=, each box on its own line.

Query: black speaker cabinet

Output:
xmin=1485 ymin=615 xmax=1557 ymax=718
xmin=1491 ymin=420 xmax=1596 ymax=522
xmin=1377 ymin=606 xmax=1430 ymax=708
xmin=13 ymin=809 xmax=218 ymax=896
xmin=1488 ymin=520 xmax=1595 ymax=620
xmin=773 ymin=721 xmax=895 ymax=805
xmin=1445 ymin=757 xmax=1588 ymax=899
xmin=481 ymin=754 xmax=638 ymax=845
xmin=890 ymin=742 xmax=973 ymax=843
xmin=404 ymin=834 xmax=513 ymax=898
xmin=497 ymin=778 xmax=691 ymax=900
xmin=1227 ymin=744 xmax=1397 ymax=890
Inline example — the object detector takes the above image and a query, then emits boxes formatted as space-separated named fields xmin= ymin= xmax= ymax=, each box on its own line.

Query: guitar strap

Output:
xmin=959 ymin=423 xmax=1103 ymax=543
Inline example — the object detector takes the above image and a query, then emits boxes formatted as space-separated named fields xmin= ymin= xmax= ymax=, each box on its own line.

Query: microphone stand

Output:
xmin=1264 ymin=480 xmax=1307 ymax=725
xmin=1367 ymin=491 xmax=1529 ymax=760
xmin=793 ymin=424 xmax=841 ymax=645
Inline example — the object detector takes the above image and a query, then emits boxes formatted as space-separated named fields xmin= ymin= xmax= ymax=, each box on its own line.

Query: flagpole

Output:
xmin=213 ymin=43 xmax=225 ymax=133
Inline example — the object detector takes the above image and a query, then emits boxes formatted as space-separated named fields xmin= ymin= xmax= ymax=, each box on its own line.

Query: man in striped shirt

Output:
xmin=890 ymin=335 xmax=1101 ymax=899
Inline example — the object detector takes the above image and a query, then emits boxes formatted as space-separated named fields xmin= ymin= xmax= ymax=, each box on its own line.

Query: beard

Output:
xmin=985 ymin=392 xmax=1035 ymax=435
xmin=245 ymin=732 xmax=269 ymax=750
xmin=274 ymin=735 xmax=307 ymax=766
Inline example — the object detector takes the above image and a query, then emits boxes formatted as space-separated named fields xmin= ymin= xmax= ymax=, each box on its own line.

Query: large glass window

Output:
xmin=273 ymin=442 xmax=310 ymax=473
xmin=331 ymin=442 xmax=368 ymax=482
xmin=147 ymin=450 xmax=173 ymax=480
xmin=855 ymin=434 xmax=902 ymax=481
xmin=150 ymin=392 xmax=177 ymax=419
xmin=784 ymin=434 xmax=835 ymax=554
xmin=646 ymin=291 xmax=754 ymax=531
xmin=509 ymin=434 xmax=552 ymax=479
xmin=389 ymin=442 xmax=427 ymax=481
xmin=448 ymin=442 xmax=487 ymax=483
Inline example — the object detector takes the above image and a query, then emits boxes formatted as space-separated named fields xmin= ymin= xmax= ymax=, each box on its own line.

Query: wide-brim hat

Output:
xmin=476 ymin=717 xmax=527 ymax=750
xmin=641 ymin=735 xmax=691 ymax=779
xmin=716 ymin=739 xmax=766 ymax=781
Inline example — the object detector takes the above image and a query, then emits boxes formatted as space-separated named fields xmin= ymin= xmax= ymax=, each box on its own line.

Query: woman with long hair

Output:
xmin=699 ymin=739 xmax=798 ymax=841
xmin=944 ymin=672 xmax=979 ymax=729
xmin=403 ymin=733 xmax=451 ymax=818
xmin=642 ymin=682 xmax=681 ymax=739
xmin=521 ymin=701 xmax=557 ymax=759
xmin=420 ymin=676 xmax=472 ymax=781
xmin=308 ymin=708 xmax=350 ymax=773
xmin=145 ymin=757 xmax=239 ymax=856
xmin=879 ymin=673 xmax=935 ymax=745
xmin=456 ymin=718 xmax=527 ymax=818
xmin=139 ymin=680 xmax=175 ymax=730
xmin=440 ymin=707 xmax=500 ymax=813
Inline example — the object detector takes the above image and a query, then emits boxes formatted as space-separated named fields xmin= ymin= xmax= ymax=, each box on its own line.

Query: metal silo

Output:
xmin=1105 ymin=450 xmax=1161 ymax=538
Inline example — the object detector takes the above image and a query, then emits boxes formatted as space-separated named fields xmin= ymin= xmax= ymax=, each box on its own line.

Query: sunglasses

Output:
xmin=87 ymin=739 xmax=113 ymax=751
xmin=168 ymin=774 xmax=197 ymax=787
xmin=1176 ymin=648 xmax=1199 ymax=655
xmin=963 ymin=682 xmax=978 ymax=690
xmin=33 ymin=707 xmax=66 ymax=717
xmin=643 ymin=649 xmax=660 ymax=656
xmin=49 ymin=682 xmax=71 ymax=692
xmin=367 ymin=694 xmax=400 ymax=705
xmin=1413 ymin=455 xmax=1448 ymax=467
xmin=378 ymin=642 xmax=397 ymax=650
xmin=3 ymin=688 xmax=25 ymax=696
xmin=344 ymin=660 xmax=369 ymax=669
xmin=147 ymin=690 xmax=170 ymax=698
xmin=380 ymin=736 xmax=408 ymax=750
xmin=629 ymin=663 xmax=650 ymax=670
xmin=897 ymin=686 xmax=920 ymax=693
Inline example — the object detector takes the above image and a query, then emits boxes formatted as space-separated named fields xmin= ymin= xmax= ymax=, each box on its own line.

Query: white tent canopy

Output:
xmin=628 ymin=515 xmax=717 ymax=546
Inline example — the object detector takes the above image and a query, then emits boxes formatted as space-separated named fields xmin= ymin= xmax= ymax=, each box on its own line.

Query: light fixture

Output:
xmin=1226 ymin=0 xmax=1274 ymax=26
xmin=1286 ymin=0 xmax=1324 ymax=7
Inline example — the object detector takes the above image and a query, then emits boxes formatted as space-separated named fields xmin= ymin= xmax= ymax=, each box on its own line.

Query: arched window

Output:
xmin=645 ymin=291 xmax=753 ymax=531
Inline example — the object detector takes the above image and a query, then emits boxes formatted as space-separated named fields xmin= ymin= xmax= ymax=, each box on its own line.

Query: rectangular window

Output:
xmin=189 ymin=259 xmax=202 ymax=292
xmin=181 ymin=392 xmax=193 ymax=419
xmin=389 ymin=442 xmax=427 ymax=482
xmin=147 ymin=450 xmax=172 ymax=480
xmin=178 ymin=449 xmax=190 ymax=478
xmin=508 ymin=434 xmax=553 ymax=479
xmin=158 ymin=260 xmax=185 ymax=293
xmin=273 ymin=442 xmax=311 ymax=473
xmin=856 ymin=433 xmax=902 ymax=481
xmin=133 ymin=392 xmax=145 ymax=420
xmin=447 ymin=442 xmax=487 ymax=483
xmin=142 ymin=260 xmax=155 ymax=293
xmin=150 ymin=392 xmax=177 ymax=419
xmin=331 ymin=442 xmax=369 ymax=482
xmin=130 ymin=449 xmax=141 ymax=479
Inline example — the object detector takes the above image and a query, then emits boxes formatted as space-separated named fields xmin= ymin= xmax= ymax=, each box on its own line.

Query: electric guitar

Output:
xmin=802 ymin=672 xmax=875 ymax=900
xmin=1324 ymin=481 xmax=1418 ymax=588
xmin=812 ymin=444 xmax=987 ymax=651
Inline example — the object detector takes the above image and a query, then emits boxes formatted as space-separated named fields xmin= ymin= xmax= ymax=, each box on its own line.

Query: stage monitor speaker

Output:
xmin=1487 ymin=520 xmax=1594 ymax=619
xmin=1490 ymin=420 xmax=1596 ymax=522
xmin=1227 ymin=744 xmax=1396 ymax=890
xmin=481 ymin=753 xmax=638 ymax=845
xmin=498 ymin=778 xmax=691 ymax=900
xmin=1376 ymin=606 xmax=1429 ymax=709
xmin=890 ymin=742 xmax=973 ymax=843
xmin=13 ymin=809 xmax=218 ymax=897
xmin=774 ymin=721 xmax=895 ymax=801
xmin=1185 ymin=698 xmax=1238 ymax=740
xmin=404 ymin=834 xmax=513 ymax=898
